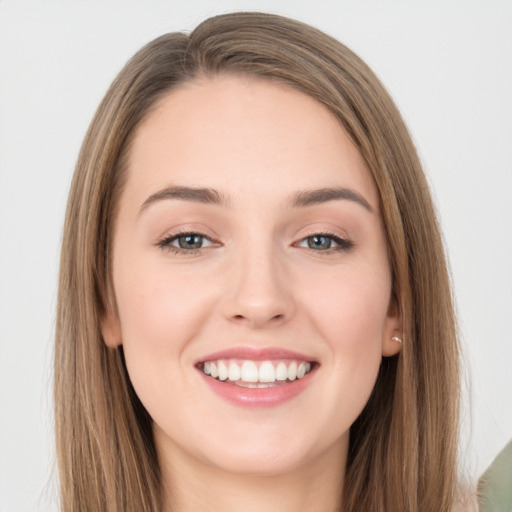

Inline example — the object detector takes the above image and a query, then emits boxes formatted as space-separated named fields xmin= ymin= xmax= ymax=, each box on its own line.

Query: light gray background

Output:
xmin=1 ymin=1 xmax=511 ymax=510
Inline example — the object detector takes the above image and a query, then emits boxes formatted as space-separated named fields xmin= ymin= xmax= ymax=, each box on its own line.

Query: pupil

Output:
xmin=309 ymin=235 xmax=331 ymax=250
xmin=179 ymin=234 xmax=202 ymax=249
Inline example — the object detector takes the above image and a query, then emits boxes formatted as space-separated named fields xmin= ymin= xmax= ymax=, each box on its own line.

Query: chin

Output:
xmin=202 ymin=442 xmax=316 ymax=477
xmin=191 ymin=422 xmax=348 ymax=478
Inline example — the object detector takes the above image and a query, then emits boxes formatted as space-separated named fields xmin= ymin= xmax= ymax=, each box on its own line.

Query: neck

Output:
xmin=157 ymin=433 xmax=347 ymax=512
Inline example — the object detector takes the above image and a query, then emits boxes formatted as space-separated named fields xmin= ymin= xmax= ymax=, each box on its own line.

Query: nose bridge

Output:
xmin=222 ymin=231 xmax=294 ymax=327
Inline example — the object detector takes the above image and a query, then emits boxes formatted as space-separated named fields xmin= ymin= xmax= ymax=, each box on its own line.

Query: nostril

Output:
xmin=232 ymin=313 xmax=285 ymax=323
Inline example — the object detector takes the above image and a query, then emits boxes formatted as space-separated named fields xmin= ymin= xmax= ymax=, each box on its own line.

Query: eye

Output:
xmin=157 ymin=232 xmax=216 ymax=254
xmin=297 ymin=233 xmax=354 ymax=253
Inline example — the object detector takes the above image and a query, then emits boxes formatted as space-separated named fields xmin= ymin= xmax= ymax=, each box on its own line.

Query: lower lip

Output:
xmin=198 ymin=367 xmax=317 ymax=408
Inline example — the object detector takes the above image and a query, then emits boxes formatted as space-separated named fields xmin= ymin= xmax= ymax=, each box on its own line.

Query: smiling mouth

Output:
xmin=197 ymin=359 xmax=316 ymax=388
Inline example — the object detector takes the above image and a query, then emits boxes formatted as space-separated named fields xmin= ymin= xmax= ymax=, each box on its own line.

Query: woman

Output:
xmin=55 ymin=11 xmax=461 ymax=511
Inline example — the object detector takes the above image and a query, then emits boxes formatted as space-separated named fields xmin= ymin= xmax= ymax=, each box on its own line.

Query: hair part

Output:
xmin=55 ymin=11 xmax=460 ymax=511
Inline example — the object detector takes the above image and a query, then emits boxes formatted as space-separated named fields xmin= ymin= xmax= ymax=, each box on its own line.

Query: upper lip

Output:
xmin=195 ymin=346 xmax=318 ymax=365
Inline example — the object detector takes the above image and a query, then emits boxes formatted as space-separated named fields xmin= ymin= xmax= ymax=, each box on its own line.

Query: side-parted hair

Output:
xmin=55 ymin=11 xmax=460 ymax=512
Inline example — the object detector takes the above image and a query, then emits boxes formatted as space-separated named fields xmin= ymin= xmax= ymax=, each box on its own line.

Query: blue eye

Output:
xmin=157 ymin=232 xmax=215 ymax=253
xmin=307 ymin=235 xmax=334 ymax=250
xmin=175 ymin=234 xmax=205 ymax=250
xmin=157 ymin=231 xmax=353 ymax=255
xmin=298 ymin=233 xmax=354 ymax=252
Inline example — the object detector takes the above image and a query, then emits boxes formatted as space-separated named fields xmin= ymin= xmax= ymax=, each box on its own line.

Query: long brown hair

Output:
xmin=55 ymin=11 xmax=460 ymax=511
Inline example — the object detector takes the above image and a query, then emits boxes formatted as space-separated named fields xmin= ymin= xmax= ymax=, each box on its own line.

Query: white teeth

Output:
xmin=228 ymin=361 xmax=241 ymax=381
xmin=240 ymin=361 xmax=259 ymax=383
xmin=259 ymin=361 xmax=276 ymax=383
xmin=275 ymin=362 xmax=288 ymax=381
xmin=201 ymin=359 xmax=314 ymax=384
xmin=218 ymin=360 xmax=228 ymax=381
xmin=288 ymin=361 xmax=297 ymax=381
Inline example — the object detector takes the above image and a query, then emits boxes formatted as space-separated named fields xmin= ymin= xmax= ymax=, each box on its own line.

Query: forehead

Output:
xmin=125 ymin=75 xmax=378 ymax=210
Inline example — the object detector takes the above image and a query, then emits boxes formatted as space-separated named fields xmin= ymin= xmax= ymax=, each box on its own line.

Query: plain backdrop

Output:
xmin=0 ymin=1 xmax=511 ymax=510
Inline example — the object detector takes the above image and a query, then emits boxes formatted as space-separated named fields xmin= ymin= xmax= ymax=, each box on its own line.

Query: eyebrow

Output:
xmin=140 ymin=186 xmax=232 ymax=212
xmin=139 ymin=185 xmax=373 ymax=214
xmin=288 ymin=187 xmax=373 ymax=212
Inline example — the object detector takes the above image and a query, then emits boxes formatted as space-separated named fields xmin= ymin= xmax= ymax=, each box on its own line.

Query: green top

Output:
xmin=478 ymin=439 xmax=512 ymax=512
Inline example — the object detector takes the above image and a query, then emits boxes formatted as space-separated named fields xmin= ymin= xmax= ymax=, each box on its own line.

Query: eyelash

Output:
xmin=296 ymin=231 xmax=354 ymax=253
xmin=157 ymin=230 xmax=354 ymax=256
xmin=156 ymin=230 xmax=218 ymax=256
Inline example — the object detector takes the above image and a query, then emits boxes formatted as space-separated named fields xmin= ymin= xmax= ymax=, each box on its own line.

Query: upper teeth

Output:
xmin=202 ymin=360 xmax=312 ymax=384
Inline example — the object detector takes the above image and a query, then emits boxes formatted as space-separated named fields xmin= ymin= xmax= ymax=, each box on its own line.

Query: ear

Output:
xmin=382 ymin=297 xmax=403 ymax=357
xmin=100 ymin=308 xmax=122 ymax=348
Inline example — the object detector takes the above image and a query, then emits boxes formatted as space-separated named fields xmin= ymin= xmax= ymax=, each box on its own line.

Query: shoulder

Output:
xmin=477 ymin=439 xmax=512 ymax=512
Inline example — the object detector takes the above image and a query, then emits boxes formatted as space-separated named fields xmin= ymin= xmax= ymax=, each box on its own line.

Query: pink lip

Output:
xmin=195 ymin=346 xmax=319 ymax=408
xmin=198 ymin=367 xmax=318 ymax=408
xmin=195 ymin=346 xmax=317 ymax=365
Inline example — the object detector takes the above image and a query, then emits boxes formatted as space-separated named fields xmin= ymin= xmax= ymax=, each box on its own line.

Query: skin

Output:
xmin=102 ymin=75 xmax=402 ymax=512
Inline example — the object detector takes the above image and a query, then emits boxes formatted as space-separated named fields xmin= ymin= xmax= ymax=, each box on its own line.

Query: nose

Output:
xmin=220 ymin=246 xmax=295 ymax=329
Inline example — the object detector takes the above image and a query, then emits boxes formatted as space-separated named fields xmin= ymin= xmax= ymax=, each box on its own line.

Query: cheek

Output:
xmin=304 ymin=262 xmax=391 ymax=344
xmin=301 ymin=264 xmax=390 ymax=401
xmin=113 ymin=257 xmax=216 ymax=353
xmin=112 ymin=258 xmax=217 ymax=417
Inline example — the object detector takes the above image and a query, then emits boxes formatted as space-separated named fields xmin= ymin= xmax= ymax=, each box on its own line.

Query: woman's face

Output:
xmin=102 ymin=75 xmax=401 ymax=476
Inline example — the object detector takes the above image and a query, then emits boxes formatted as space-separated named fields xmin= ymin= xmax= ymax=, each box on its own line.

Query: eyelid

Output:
xmin=155 ymin=223 xmax=219 ymax=243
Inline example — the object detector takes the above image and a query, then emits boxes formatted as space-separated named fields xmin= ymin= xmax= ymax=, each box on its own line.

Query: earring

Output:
xmin=391 ymin=336 xmax=403 ymax=344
